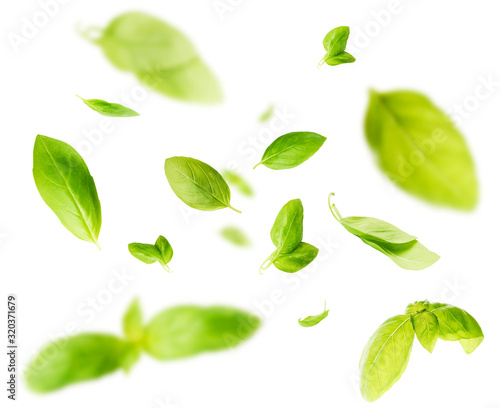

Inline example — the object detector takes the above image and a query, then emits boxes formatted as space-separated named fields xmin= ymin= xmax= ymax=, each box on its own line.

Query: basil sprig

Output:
xmin=25 ymin=300 xmax=260 ymax=393
xmin=328 ymin=193 xmax=439 ymax=270
xmin=128 ymin=235 xmax=174 ymax=272
xmin=318 ymin=26 xmax=356 ymax=67
xmin=360 ymin=300 xmax=483 ymax=402
xmin=260 ymin=199 xmax=318 ymax=273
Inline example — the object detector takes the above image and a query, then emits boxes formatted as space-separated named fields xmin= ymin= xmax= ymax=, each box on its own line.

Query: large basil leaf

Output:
xmin=32 ymin=135 xmax=102 ymax=248
xmin=273 ymin=242 xmax=318 ymax=273
xmin=410 ymin=312 xmax=439 ymax=353
xmin=430 ymin=304 xmax=484 ymax=354
xmin=128 ymin=235 xmax=174 ymax=271
xmin=254 ymin=132 xmax=327 ymax=170
xmin=25 ymin=334 xmax=139 ymax=393
xmin=143 ymin=305 xmax=260 ymax=360
xmin=319 ymin=26 xmax=355 ymax=67
xmin=365 ymin=90 xmax=479 ymax=210
xmin=77 ymin=96 xmax=139 ymax=117
xmin=340 ymin=216 xmax=416 ymax=245
xmin=164 ymin=157 xmax=240 ymax=213
xmin=270 ymin=199 xmax=303 ymax=253
xmin=359 ymin=315 xmax=414 ymax=402
xmin=89 ymin=12 xmax=222 ymax=104
xmin=298 ymin=302 xmax=329 ymax=327
xmin=123 ymin=299 xmax=144 ymax=343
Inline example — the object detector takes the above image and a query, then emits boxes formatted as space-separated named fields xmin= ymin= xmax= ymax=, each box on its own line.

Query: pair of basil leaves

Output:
xmin=83 ymin=12 xmax=222 ymax=104
xmin=25 ymin=299 xmax=260 ymax=393
xmin=360 ymin=300 xmax=483 ymax=402
xmin=129 ymin=235 xmax=174 ymax=271
xmin=328 ymin=194 xmax=439 ymax=270
xmin=319 ymin=26 xmax=356 ymax=67
xmin=260 ymin=199 xmax=318 ymax=273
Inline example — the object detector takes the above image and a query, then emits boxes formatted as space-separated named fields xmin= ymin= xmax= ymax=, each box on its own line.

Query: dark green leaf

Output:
xmin=123 ymin=299 xmax=144 ymax=343
xmin=77 ymin=96 xmax=139 ymax=117
xmin=221 ymin=226 xmax=251 ymax=247
xmin=32 ymin=135 xmax=101 ymax=248
xmin=273 ymin=242 xmax=318 ymax=273
xmin=221 ymin=170 xmax=254 ymax=197
xmin=298 ymin=302 xmax=329 ymax=327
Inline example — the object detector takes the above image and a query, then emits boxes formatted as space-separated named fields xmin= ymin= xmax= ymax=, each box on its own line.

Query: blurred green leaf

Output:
xmin=221 ymin=170 xmax=254 ymax=197
xmin=77 ymin=96 xmax=139 ymax=117
xmin=220 ymin=226 xmax=251 ymax=247
xmin=259 ymin=105 xmax=274 ymax=122
xmin=123 ymin=299 xmax=144 ymax=342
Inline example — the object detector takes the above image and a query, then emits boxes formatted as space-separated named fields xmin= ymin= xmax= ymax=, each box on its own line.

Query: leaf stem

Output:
xmin=253 ymin=162 xmax=262 ymax=170
xmin=94 ymin=240 xmax=101 ymax=250
xmin=259 ymin=250 xmax=278 ymax=275
xmin=328 ymin=193 xmax=343 ymax=222
xmin=160 ymin=263 xmax=172 ymax=273
xmin=228 ymin=205 xmax=242 ymax=214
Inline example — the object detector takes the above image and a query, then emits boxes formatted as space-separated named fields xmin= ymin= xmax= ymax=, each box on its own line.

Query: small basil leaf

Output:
xmin=254 ymin=132 xmax=327 ymax=170
xmin=221 ymin=170 xmax=254 ymax=197
xmin=411 ymin=312 xmax=439 ymax=353
xmin=270 ymin=199 xmax=304 ymax=253
xmin=340 ymin=216 xmax=416 ymax=245
xmin=25 ymin=334 xmax=138 ymax=393
xmin=221 ymin=226 xmax=251 ymax=247
xmin=359 ymin=315 xmax=414 ymax=402
xmin=128 ymin=235 xmax=174 ymax=272
xmin=33 ymin=135 xmax=102 ymax=248
xmin=77 ymin=96 xmax=139 ymax=117
xmin=365 ymin=89 xmax=479 ymax=210
xmin=319 ymin=26 xmax=355 ymax=67
xmin=123 ymin=298 xmax=144 ymax=343
xmin=325 ymin=51 xmax=356 ymax=66
xmin=273 ymin=242 xmax=318 ymax=273
xmin=259 ymin=105 xmax=274 ymax=122
xmin=143 ymin=305 xmax=260 ymax=360
xmin=164 ymin=157 xmax=240 ymax=213
xmin=430 ymin=304 xmax=484 ymax=354
xmin=298 ymin=302 xmax=329 ymax=327
xmin=155 ymin=235 xmax=174 ymax=265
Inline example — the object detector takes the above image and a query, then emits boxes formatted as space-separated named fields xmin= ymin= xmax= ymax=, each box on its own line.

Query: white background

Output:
xmin=1 ymin=0 xmax=500 ymax=407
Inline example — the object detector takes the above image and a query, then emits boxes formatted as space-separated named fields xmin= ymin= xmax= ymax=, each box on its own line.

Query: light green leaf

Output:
xmin=221 ymin=226 xmax=251 ymax=247
xmin=123 ymin=299 xmax=144 ymax=343
xmin=77 ymin=96 xmax=139 ymax=117
xmin=365 ymin=89 xmax=479 ymax=210
xmin=410 ymin=312 xmax=439 ymax=353
xmin=319 ymin=26 xmax=355 ymax=67
xmin=325 ymin=51 xmax=356 ymax=66
xmin=270 ymin=199 xmax=304 ymax=254
xmin=221 ymin=170 xmax=254 ymax=197
xmin=340 ymin=216 xmax=416 ymax=245
xmin=25 ymin=334 xmax=138 ymax=393
xmin=359 ymin=315 xmax=414 ymax=402
xmin=143 ymin=305 xmax=260 ymax=360
xmin=32 ymin=135 xmax=101 ymax=248
xmin=259 ymin=105 xmax=274 ymax=122
xmin=273 ymin=242 xmax=318 ymax=273
xmin=128 ymin=235 xmax=174 ymax=271
xmin=254 ymin=132 xmax=327 ymax=170
xmin=298 ymin=301 xmax=329 ymax=327
xmin=164 ymin=157 xmax=240 ymax=213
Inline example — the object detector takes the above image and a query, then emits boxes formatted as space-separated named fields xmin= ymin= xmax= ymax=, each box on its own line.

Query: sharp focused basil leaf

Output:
xmin=254 ymin=132 xmax=327 ymax=170
xmin=123 ymin=299 xmax=144 ymax=343
xmin=32 ymin=135 xmax=102 ymax=248
xmin=221 ymin=226 xmax=251 ymax=247
xmin=85 ymin=12 xmax=222 ymax=104
xmin=359 ymin=315 xmax=414 ymax=402
xmin=319 ymin=26 xmax=355 ymax=67
xmin=328 ymin=193 xmax=439 ymax=270
xmin=128 ymin=235 xmax=174 ymax=271
xmin=365 ymin=89 xmax=479 ymax=210
xmin=411 ymin=311 xmax=439 ymax=353
xmin=165 ymin=157 xmax=240 ymax=213
xmin=298 ymin=301 xmax=329 ymax=327
xmin=429 ymin=303 xmax=484 ymax=354
xmin=259 ymin=105 xmax=274 ymax=122
xmin=221 ymin=170 xmax=254 ymax=197
xmin=25 ymin=334 xmax=138 ymax=393
xmin=77 ymin=95 xmax=139 ymax=117
xmin=273 ymin=242 xmax=319 ymax=273
xmin=143 ymin=305 xmax=260 ymax=360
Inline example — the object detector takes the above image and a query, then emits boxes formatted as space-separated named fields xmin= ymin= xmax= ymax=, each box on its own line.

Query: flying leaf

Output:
xmin=128 ymin=235 xmax=174 ymax=271
xmin=273 ymin=242 xmax=318 ymax=273
xmin=298 ymin=301 xmax=329 ymax=327
xmin=221 ymin=170 xmax=254 ymax=197
xmin=319 ymin=26 xmax=355 ymax=67
xmin=77 ymin=96 xmax=139 ymax=117
xmin=123 ymin=299 xmax=144 ymax=342
xmin=220 ymin=226 xmax=251 ymax=247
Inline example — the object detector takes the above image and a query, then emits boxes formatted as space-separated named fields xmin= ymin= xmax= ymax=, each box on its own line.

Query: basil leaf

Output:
xmin=270 ymin=199 xmax=303 ymax=253
xmin=359 ymin=315 xmax=414 ymax=402
xmin=25 ymin=334 xmax=139 ymax=393
xmin=273 ymin=242 xmax=319 ymax=273
xmin=128 ymin=235 xmax=174 ymax=271
xmin=298 ymin=301 xmax=329 ymax=327
xmin=77 ymin=95 xmax=139 ymax=117
xmin=254 ymin=132 xmax=327 ymax=170
xmin=410 ymin=312 xmax=439 ymax=353
xmin=123 ymin=299 xmax=144 ymax=343
xmin=319 ymin=26 xmax=355 ymax=67
xmin=340 ymin=216 xmax=416 ymax=245
xmin=164 ymin=157 xmax=240 ymax=213
xmin=143 ymin=305 xmax=260 ymax=360
xmin=32 ymin=135 xmax=102 ymax=248
xmin=429 ymin=304 xmax=484 ymax=354
xmin=221 ymin=170 xmax=254 ymax=197
xmin=259 ymin=105 xmax=274 ymax=122
xmin=365 ymin=89 xmax=479 ymax=210
xmin=221 ymin=226 xmax=251 ymax=247
xmin=88 ymin=12 xmax=222 ymax=104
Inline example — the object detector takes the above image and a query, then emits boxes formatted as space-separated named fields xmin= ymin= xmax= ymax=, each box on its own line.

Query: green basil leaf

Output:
xmin=259 ymin=105 xmax=274 ymax=122
xmin=143 ymin=305 xmax=260 ymax=360
xmin=128 ymin=235 xmax=174 ymax=271
xmin=25 ymin=334 xmax=138 ymax=393
xmin=32 ymin=135 xmax=102 ymax=248
xmin=319 ymin=26 xmax=355 ymax=67
xmin=340 ymin=216 xmax=416 ymax=245
xmin=270 ymin=199 xmax=303 ymax=253
xmin=325 ymin=51 xmax=356 ymax=66
xmin=123 ymin=299 xmax=144 ymax=343
xmin=155 ymin=235 xmax=174 ymax=264
xmin=273 ymin=242 xmax=318 ymax=273
xmin=365 ymin=89 xmax=479 ymax=210
xmin=221 ymin=170 xmax=254 ymax=197
xmin=254 ymin=132 xmax=327 ymax=170
xmin=88 ymin=12 xmax=222 ymax=104
xmin=359 ymin=315 xmax=414 ymax=402
xmin=405 ymin=300 xmax=432 ymax=315
xmin=430 ymin=304 xmax=484 ymax=354
xmin=77 ymin=95 xmax=139 ymax=117
xmin=298 ymin=301 xmax=329 ymax=327
xmin=164 ymin=157 xmax=240 ymax=213
xmin=221 ymin=226 xmax=251 ymax=247
xmin=410 ymin=312 xmax=439 ymax=353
